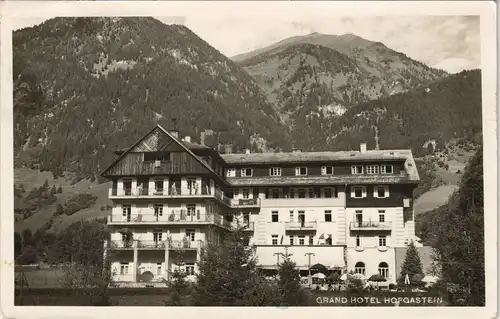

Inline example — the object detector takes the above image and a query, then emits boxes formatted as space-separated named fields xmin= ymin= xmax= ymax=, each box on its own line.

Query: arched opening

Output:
xmin=378 ymin=262 xmax=389 ymax=278
xmin=354 ymin=262 xmax=365 ymax=275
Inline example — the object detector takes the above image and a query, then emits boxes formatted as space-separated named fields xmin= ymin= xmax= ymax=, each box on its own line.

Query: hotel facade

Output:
xmin=101 ymin=125 xmax=422 ymax=286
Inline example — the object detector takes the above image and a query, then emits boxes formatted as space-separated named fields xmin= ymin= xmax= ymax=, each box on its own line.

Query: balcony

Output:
xmin=106 ymin=239 xmax=204 ymax=250
xmin=285 ymin=221 xmax=317 ymax=231
xmin=168 ymin=239 xmax=204 ymax=250
xmin=230 ymin=198 xmax=261 ymax=208
xmin=107 ymin=211 xmax=231 ymax=229
xmin=349 ymin=221 xmax=393 ymax=231
xmin=242 ymin=221 xmax=254 ymax=231
xmin=109 ymin=187 xmax=231 ymax=205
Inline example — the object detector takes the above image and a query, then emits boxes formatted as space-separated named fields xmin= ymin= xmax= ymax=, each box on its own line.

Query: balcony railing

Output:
xmin=214 ymin=189 xmax=232 ymax=206
xmin=110 ymin=186 xmax=211 ymax=197
xmin=108 ymin=211 xmax=231 ymax=229
xmin=285 ymin=221 xmax=317 ymax=231
xmin=168 ymin=239 xmax=203 ymax=249
xmin=350 ymin=221 xmax=392 ymax=231
xmin=106 ymin=239 xmax=204 ymax=250
xmin=230 ymin=198 xmax=261 ymax=208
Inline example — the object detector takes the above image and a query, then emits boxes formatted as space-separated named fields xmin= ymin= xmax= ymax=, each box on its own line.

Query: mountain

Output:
xmin=328 ymin=69 xmax=482 ymax=156
xmin=233 ymin=33 xmax=448 ymax=150
xmin=13 ymin=17 xmax=293 ymax=183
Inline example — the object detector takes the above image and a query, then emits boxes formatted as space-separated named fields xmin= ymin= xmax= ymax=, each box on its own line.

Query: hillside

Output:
xmin=13 ymin=17 xmax=292 ymax=184
xmin=329 ymin=70 xmax=482 ymax=156
xmin=233 ymin=33 xmax=448 ymax=150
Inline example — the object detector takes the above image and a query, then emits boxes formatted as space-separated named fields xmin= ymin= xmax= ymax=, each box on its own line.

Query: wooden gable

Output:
xmin=130 ymin=126 xmax=185 ymax=152
xmin=101 ymin=126 xmax=213 ymax=177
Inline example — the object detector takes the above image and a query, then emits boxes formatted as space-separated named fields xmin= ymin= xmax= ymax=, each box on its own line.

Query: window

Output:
xmin=298 ymin=189 xmax=306 ymax=198
xmin=185 ymin=263 xmax=195 ymax=275
xmin=226 ymin=168 xmax=236 ymax=177
xmin=271 ymin=235 xmax=278 ymax=245
xmin=185 ymin=229 xmax=196 ymax=241
xmin=351 ymin=165 xmax=363 ymax=174
xmin=298 ymin=236 xmax=305 ymax=246
xmin=186 ymin=205 xmax=196 ymax=217
xmin=355 ymin=235 xmax=361 ymax=247
xmin=153 ymin=231 xmax=163 ymax=243
xmin=295 ymin=167 xmax=307 ymax=176
xmin=122 ymin=205 xmax=131 ymax=216
xmin=324 ymin=210 xmax=332 ymax=222
xmin=226 ymin=214 xmax=234 ymax=223
xmin=241 ymin=168 xmax=253 ymax=177
xmin=154 ymin=204 xmax=163 ymax=218
xmin=154 ymin=180 xmax=164 ymax=193
xmin=381 ymin=164 xmax=393 ymax=174
xmin=378 ymin=210 xmax=385 ymax=222
xmin=270 ymin=188 xmax=280 ymax=199
xmin=366 ymin=165 xmax=380 ymax=174
xmin=374 ymin=185 xmax=389 ymax=198
xmin=378 ymin=262 xmax=389 ymax=278
xmin=144 ymin=151 xmax=170 ymax=162
xmin=351 ymin=186 xmax=366 ymax=198
xmin=289 ymin=236 xmax=295 ymax=245
xmin=379 ymin=235 xmax=387 ymax=247
xmin=289 ymin=210 xmax=294 ymax=222
xmin=270 ymin=167 xmax=282 ymax=176
xmin=120 ymin=262 xmax=129 ymax=275
xmin=323 ymin=187 xmax=337 ymax=198
xmin=242 ymin=188 xmax=250 ymax=199
xmin=321 ymin=166 xmax=334 ymax=175
xmin=157 ymin=262 xmax=162 ymax=275
xmin=309 ymin=236 xmax=314 ymax=245
xmin=271 ymin=211 xmax=279 ymax=222
xmin=354 ymin=262 xmax=365 ymax=275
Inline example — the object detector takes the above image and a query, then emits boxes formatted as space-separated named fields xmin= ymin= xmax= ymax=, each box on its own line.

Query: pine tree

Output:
xmin=193 ymin=226 xmax=257 ymax=306
xmin=42 ymin=179 xmax=49 ymax=191
xmin=165 ymin=269 xmax=191 ymax=306
xmin=14 ymin=232 xmax=23 ymax=259
xmin=433 ymin=145 xmax=484 ymax=306
xmin=397 ymin=241 xmax=424 ymax=286
xmin=276 ymin=247 xmax=307 ymax=306
xmin=21 ymin=228 xmax=33 ymax=248
xmin=57 ymin=186 xmax=63 ymax=193
xmin=50 ymin=185 xmax=57 ymax=196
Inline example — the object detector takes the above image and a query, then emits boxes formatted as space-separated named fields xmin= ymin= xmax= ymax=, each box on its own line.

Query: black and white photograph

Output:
xmin=0 ymin=1 xmax=497 ymax=317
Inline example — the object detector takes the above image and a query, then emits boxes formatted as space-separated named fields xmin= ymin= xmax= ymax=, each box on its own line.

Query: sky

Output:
xmin=12 ymin=15 xmax=481 ymax=74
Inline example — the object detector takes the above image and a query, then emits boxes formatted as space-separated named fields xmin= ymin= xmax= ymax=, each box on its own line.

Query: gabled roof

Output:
xmin=100 ymin=125 xmax=230 ymax=186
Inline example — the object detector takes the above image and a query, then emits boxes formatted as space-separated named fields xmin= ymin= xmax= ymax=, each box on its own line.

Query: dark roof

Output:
xmin=226 ymin=173 xmax=417 ymax=187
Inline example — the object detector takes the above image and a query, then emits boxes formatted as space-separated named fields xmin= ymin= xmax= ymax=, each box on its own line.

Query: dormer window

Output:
xmin=226 ymin=168 xmax=236 ymax=177
xmin=374 ymin=185 xmax=390 ymax=198
xmin=351 ymin=165 xmax=363 ymax=174
xmin=366 ymin=165 xmax=380 ymax=174
xmin=270 ymin=167 xmax=282 ymax=176
xmin=241 ymin=168 xmax=253 ymax=177
xmin=381 ymin=164 xmax=393 ymax=174
xmin=144 ymin=151 xmax=170 ymax=162
xmin=321 ymin=166 xmax=334 ymax=175
xmin=295 ymin=167 xmax=307 ymax=176
xmin=351 ymin=186 xmax=367 ymax=198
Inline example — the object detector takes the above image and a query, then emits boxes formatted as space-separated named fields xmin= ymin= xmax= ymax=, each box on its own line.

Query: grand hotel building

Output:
xmin=101 ymin=125 xmax=422 ymax=286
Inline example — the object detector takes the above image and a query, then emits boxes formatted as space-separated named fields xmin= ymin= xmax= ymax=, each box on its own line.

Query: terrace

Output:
xmin=107 ymin=211 xmax=231 ymax=229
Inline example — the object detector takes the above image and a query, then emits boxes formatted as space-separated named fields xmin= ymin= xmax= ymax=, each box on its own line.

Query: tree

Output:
xmin=164 ymin=269 xmax=191 ymax=306
xmin=42 ymin=179 xmax=49 ymax=191
xmin=50 ymin=185 xmax=57 ymax=196
xmin=397 ymin=241 xmax=424 ymax=287
xmin=193 ymin=226 xmax=257 ymax=305
xmin=432 ymin=145 xmax=484 ymax=306
xmin=55 ymin=203 xmax=65 ymax=216
xmin=21 ymin=228 xmax=33 ymax=248
xmin=276 ymin=248 xmax=307 ymax=306
xmin=57 ymin=186 xmax=63 ymax=193
xmin=17 ymin=245 xmax=38 ymax=265
xmin=14 ymin=232 xmax=23 ymax=259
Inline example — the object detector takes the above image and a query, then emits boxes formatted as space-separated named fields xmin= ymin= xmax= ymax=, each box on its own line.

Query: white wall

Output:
xmin=346 ymin=247 xmax=397 ymax=283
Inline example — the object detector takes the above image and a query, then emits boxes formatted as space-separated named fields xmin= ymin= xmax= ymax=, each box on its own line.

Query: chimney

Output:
xmin=170 ymin=118 xmax=179 ymax=138
xmin=360 ymin=143 xmax=367 ymax=153
xmin=184 ymin=136 xmax=191 ymax=143
xmin=245 ymin=149 xmax=250 ymax=154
